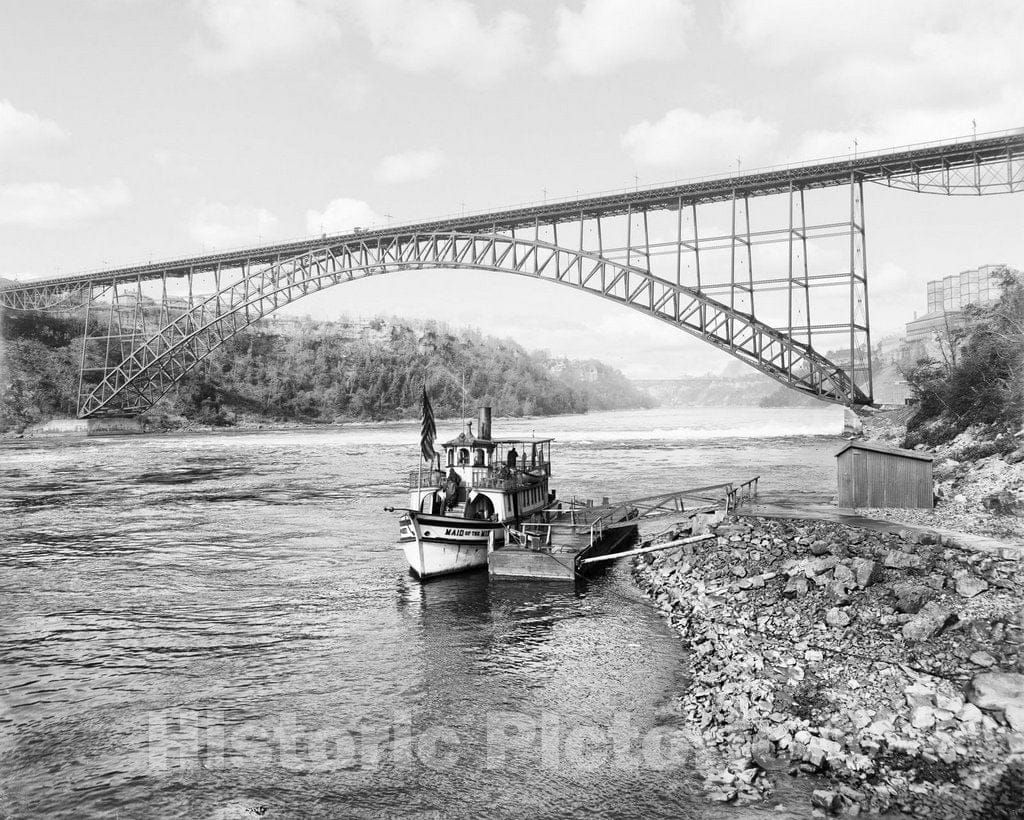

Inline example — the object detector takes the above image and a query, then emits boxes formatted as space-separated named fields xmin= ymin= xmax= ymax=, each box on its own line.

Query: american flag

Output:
xmin=420 ymin=387 xmax=436 ymax=463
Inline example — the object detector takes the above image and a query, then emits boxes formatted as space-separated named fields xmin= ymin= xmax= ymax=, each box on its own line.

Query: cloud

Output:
xmin=331 ymin=71 xmax=372 ymax=112
xmin=0 ymin=99 xmax=67 ymax=159
xmin=353 ymin=0 xmax=530 ymax=85
xmin=0 ymin=179 xmax=130 ymax=227
xmin=722 ymin=0 xmax=1024 ymax=123
xmin=375 ymin=149 xmax=444 ymax=184
xmin=189 ymin=201 xmax=279 ymax=248
xmin=622 ymin=108 xmax=779 ymax=173
xmin=550 ymin=0 xmax=693 ymax=76
xmin=792 ymin=100 xmax=1024 ymax=161
xmin=191 ymin=0 xmax=532 ymax=83
xmin=305 ymin=197 xmax=384 ymax=235
xmin=190 ymin=0 xmax=340 ymax=72
xmin=723 ymin=0 xmax=910 ymax=63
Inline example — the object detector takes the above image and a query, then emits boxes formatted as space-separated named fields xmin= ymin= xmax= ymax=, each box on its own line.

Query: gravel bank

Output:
xmin=634 ymin=514 xmax=1024 ymax=817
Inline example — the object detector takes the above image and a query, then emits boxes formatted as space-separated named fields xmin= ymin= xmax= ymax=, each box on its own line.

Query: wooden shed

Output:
xmin=835 ymin=440 xmax=933 ymax=509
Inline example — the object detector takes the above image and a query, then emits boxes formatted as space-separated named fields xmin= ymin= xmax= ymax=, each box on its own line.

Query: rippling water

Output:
xmin=0 ymin=406 xmax=844 ymax=819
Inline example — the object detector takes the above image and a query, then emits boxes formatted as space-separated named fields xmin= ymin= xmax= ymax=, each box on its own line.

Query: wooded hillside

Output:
xmin=0 ymin=312 xmax=653 ymax=430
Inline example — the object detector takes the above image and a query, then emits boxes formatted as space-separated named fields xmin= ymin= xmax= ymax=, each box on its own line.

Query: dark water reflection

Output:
xmin=0 ymin=407 xmax=842 ymax=818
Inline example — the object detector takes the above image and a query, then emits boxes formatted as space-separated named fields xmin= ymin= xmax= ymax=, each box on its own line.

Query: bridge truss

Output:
xmin=1 ymin=130 xmax=1022 ymax=417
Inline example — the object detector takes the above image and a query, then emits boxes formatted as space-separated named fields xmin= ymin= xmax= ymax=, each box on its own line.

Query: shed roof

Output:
xmin=834 ymin=439 xmax=934 ymax=462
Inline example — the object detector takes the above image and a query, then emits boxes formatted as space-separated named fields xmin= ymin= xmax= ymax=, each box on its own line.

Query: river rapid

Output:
xmin=0 ymin=406 xmax=844 ymax=819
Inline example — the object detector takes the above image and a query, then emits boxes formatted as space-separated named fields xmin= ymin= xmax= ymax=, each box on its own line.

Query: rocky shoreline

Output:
xmin=634 ymin=514 xmax=1024 ymax=817
xmin=856 ymin=410 xmax=1024 ymax=543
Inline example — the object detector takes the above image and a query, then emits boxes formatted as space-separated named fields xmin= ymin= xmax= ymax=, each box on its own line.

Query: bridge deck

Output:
xmin=3 ymin=130 xmax=1021 ymax=293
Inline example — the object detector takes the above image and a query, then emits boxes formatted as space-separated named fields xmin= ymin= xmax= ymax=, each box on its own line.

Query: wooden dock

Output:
xmin=487 ymin=481 xmax=755 ymax=581
xmin=488 ymin=499 xmax=639 ymax=581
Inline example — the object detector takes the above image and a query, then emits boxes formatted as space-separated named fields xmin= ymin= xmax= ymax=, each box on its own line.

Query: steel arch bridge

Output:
xmin=2 ymin=129 xmax=1023 ymax=418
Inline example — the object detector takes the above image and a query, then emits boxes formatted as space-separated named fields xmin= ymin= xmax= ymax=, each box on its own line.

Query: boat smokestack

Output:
xmin=478 ymin=407 xmax=492 ymax=440
xmin=465 ymin=421 xmax=473 ymax=439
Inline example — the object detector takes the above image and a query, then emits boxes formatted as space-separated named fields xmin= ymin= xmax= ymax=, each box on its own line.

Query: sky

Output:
xmin=1 ymin=0 xmax=1022 ymax=378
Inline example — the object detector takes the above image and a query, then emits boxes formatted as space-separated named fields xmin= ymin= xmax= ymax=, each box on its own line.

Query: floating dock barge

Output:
xmin=487 ymin=481 xmax=756 ymax=581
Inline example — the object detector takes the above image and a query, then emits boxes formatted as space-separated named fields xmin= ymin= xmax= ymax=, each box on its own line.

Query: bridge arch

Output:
xmin=78 ymin=231 xmax=866 ymax=417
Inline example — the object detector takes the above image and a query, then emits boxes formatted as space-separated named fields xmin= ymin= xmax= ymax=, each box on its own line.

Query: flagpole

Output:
xmin=418 ymin=384 xmax=428 ymax=577
xmin=417 ymin=384 xmax=441 ymax=572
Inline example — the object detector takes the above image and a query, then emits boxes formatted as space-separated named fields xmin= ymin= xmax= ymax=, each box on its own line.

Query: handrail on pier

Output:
xmin=725 ymin=476 xmax=760 ymax=513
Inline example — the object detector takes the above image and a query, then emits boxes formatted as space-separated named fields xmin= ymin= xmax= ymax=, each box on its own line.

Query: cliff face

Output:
xmin=545 ymin=357 xmax=655 ymax=412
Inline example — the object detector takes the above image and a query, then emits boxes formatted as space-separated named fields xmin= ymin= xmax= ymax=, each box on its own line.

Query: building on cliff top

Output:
xmin=904 ymin=265 xmax=1013 ymax=361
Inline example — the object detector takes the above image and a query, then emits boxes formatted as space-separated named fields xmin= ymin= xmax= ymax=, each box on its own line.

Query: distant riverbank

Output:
xmin=0 ymin=309 xmax=653 ymax=433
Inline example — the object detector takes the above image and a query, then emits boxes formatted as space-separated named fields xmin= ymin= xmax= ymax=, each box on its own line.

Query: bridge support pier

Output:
xmin=24 ymin=416 xmax=144 ymax=437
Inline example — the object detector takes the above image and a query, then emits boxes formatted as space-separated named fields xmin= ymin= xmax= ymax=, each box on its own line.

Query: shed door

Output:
xmin=852 ymin=451 xmax=868 ymax=507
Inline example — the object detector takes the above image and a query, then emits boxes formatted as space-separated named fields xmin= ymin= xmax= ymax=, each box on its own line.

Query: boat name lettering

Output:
xmin=443 ymin=528 xmax=484 ymax=537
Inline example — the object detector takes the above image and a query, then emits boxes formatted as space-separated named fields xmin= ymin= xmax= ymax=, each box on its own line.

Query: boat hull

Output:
xmin=399 ymin=512 xmax=503 ymax=579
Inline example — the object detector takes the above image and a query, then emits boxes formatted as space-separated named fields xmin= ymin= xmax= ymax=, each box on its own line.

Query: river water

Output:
xmin=0 ymin=406 xmax=844 ymax=819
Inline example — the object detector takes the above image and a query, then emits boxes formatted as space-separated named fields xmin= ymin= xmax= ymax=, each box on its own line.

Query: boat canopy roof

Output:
xmin=442 ymin=434 xmax=496 ymax=449
xmin=441 ymin=434 xmax=554 ymax=448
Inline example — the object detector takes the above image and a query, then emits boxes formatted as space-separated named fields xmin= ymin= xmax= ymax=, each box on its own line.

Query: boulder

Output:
xmin=851 ymin=558 xmax=881 ymax=588
xmin=806 ymin=556 xmax=839 ymax=578
xmin=833 ymin=563 xmax=855 ymax=585
xmin=864 ymin=717 xmax=895 ymax=736
xmin=783 ymin=576 xmax=808 ymax=598
xmin=901 ymin=602 xmax=957 ymax=641
xmin=969 ymin=650 xmax=997 ymax=668
xmin=807 ymin=735 xmax=842 ymax=757
xmin=810 ymin=789 xmax=842 ymax=813
xmin=885 ymin=550 xmax=923 ymax=570
xmin=827 ymin=580 xmax=852 ymax=602
xmin=969 ymin=618 xmax=994 ymax=641
xmin=810 ymin=539 xmax=830 ymax=556
xmin=911 ymin=705 xmax=935 ymax=730
xmin=967 ymin=672 xmax=1024 ymax=713
xmin=1007 ymin=706 xmax=1024 ymax=732
xmin=957 ymin=703 xmax=983 ymax=723
xmin=904 ymin=682 xmax=936 ymax=708
xmin=955 ymin=575 xmax=988 ymax=598
xmin=892 ymin=582 xmax=930 ymax=614
xmin=826 ymin=607 xmax=851 ymax=628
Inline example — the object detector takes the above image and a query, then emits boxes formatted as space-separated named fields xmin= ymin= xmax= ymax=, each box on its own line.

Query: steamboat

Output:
xmin=398 ymin=407 xmax=553 ymax=578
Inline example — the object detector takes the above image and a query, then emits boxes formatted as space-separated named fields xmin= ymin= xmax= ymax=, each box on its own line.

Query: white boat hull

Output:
xmin=401 ymin=539 xmax=489 ymax=578
xmin=399 ymin=512 xmax=501 ymax=578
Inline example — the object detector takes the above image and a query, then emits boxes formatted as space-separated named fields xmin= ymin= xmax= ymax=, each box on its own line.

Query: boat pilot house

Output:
xmin=835 ymin=440 xmax=934 ymax=509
